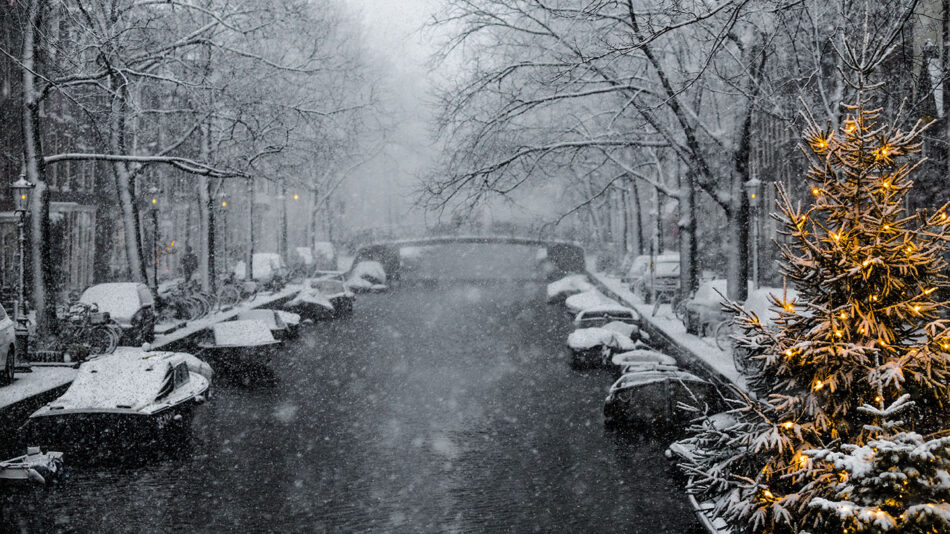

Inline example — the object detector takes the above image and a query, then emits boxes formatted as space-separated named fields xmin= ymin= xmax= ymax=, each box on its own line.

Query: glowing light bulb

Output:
xmin=835 ymin=330 xmax=843 ymax=337
xmin=840 ymin=312 xmax=848 ymax=320
xmin=782 ymin=421 xmax=794 ymax=429
xmin=785 ymin=349 xmax=793 ymax=357
xmin=924 ymin=287 xmax=937 ymax=295
xmin=914 ymin=305 xmax=921 ymax=312
xmin=875 ymin=395 xmax=882 ymax=403
xmin=883 ymin=225 xmax=891 ymax=231
xmin=812 ymin=188 xmax=820 ymax=196
xmin=813 ymin=380 xmax=824 ymax=391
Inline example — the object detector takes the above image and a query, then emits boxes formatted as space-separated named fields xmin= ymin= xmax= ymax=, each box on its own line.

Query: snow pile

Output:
xmin=309 ymin=278 xmax=348 ymax=297
xmin=546 ymin=274 xmax=593 ymax=302
xmin=567 ymin=327 xmax=636 ymax=351
xmin=601 ymin=320 xmax=638 ymax=339
xmin=349 ymin=260 xmax=386 ymax=284
xmin=295 ymin=247 xmax=314 ymax=265
xmin=211 ymin=320 xmax=277 ymax=347
xmin=80 ymin=283 xmax=146 ymax=324
xmin=275 ymin=310 xmax=300 ymax=326
xmin=565 ymin=289 xmax=619 ymax=314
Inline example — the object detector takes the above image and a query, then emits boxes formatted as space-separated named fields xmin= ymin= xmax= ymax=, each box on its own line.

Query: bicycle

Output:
xmin=52 ymin=302 xmax=121 ymax=359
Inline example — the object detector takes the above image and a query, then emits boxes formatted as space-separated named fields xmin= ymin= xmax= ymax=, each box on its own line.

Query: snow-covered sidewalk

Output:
xmin=586 ymin=266 xmax=747 ymax=392
xmin=0 ymin=366 xmax=76 ymax=412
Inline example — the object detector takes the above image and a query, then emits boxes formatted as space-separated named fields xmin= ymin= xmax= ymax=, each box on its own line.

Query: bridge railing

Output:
xmin=341 ymin=221 xmax=586 ymax=249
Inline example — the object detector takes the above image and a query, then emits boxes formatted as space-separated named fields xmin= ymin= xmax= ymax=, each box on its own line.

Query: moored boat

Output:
xmin=0 ymin=447 xmax=65 ymax=485
xmin=24 ymin=350 xmax=212 ymax=454
xmin=566 ymin=327 xmax=637 ymax=368
xmin=236 ymin=309 xmax=297 ymax=339
xmin=197 ymin=320 xmax=281 ymax=373
xmin=603 ymin=368 xmax=719 ymax=431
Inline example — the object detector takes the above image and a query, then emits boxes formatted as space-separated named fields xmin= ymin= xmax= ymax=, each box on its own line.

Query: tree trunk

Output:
xmin=678 ymin=171 xmax=698 ymax=300
xmin=246 ymin=176 xmax=255 ymax=280
xmin=21 ymin=0 xmax=55 ymax=337
xmin=631 ymin=178 xmax=643 ymax=254
xmin=943 ymin=0 xmax=950 ymax=178
xmin=109 ymin=76 xmax=148 ymax=284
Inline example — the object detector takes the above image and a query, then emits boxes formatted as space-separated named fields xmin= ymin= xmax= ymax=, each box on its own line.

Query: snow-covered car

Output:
xmin=567 ymin=326 xmax=637 ymax=369
xmin=622 ymin=253 xmax=676 ymax=284
xmin=234 ymin=253 xmax=287 ymax=282
xmin=0 ymin=303 xmax=15 ymax=385
xmin=631 ymin=255 xmax=680 ymax=303
xmin=546 ymin=274 xmax=593 ymax=303
xmin=564 ymin=289 xmax=619 ymax=315
xmin=346 ymin=260 xmax=388 ymax=293
xmin=684 ymin=279 xmax=755 ymax=336
xmin=79 ymin=282 xmax=155 ymax=346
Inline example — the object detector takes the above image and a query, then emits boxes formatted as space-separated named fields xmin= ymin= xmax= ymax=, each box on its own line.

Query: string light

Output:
xmin=812 ymin=187 xmax=820 ymax=196
xmin=813 ymin=380 xmax=824 ymax=391
xmin=840 ymin=311 xmax=848 ymax=320
xmin=844 ymin=121 xmax=857 ymax=133
xmin=782 ymin=421 xmax=794 ymax=429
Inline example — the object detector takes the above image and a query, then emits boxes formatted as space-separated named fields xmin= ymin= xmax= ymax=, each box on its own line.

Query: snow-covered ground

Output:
xmin=587 ymin=266 xmax=747 ymax=391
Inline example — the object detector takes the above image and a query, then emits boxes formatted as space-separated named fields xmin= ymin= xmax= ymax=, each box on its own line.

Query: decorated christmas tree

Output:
xmin=682 ymin=40 xmax=950 ymax=534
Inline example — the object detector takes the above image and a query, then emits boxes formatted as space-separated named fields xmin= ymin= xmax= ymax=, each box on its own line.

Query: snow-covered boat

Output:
xmin=236 ymin=309 xmax=298 ymax=339
xmin=24 ymin=350 xmax=212 ymax=453
xmin=546 ymin=274 xmax=593 ymax=303
xmin=0 ymin=447 xmax=65 ymax=485
xmin=284 ymin=284 xmax=335 ymax=320
xmin=567 ymin=327 xmax=637 ymax=368
xmin=603 ymin=368 xmax=719 ymax=430
xmin=308 ymin=277 xmax=355 ymax=316
xmin=573 ymin=304 xmax=640 ymax=328
xmin=346 ymin=260 xmax=388 ymax=293
xmin=610 ymin=349 xmax=677 ymax=375
xmin=564 ymin=289 xmax=620 ymax=315
xmin=197 ymin=320 xmax=281 ymax=372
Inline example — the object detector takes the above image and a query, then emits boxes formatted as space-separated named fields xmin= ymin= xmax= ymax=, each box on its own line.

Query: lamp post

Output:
xmin=11 ymin=175 xmax=35 ymax=371
xmin=218 ymin=191 xmax=229 ymax=274
xmin=744 ymin=177 xmax=763 ymax=289
xmin=148 ymin=185 xmax=160 ymax=290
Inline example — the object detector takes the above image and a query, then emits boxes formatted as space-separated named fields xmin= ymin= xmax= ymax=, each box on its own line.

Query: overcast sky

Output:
xmin=339 ymin=0 xmax=444 ymax=231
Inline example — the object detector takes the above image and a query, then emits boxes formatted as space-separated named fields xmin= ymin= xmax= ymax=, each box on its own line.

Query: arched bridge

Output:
xmin=350 ymin=235 xmax=586 ymax=281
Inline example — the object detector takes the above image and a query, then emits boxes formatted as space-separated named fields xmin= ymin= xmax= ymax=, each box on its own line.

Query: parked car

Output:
xmin=564 ymin=289 xmax=619 ymax=315
xmin=546 ymin=274 xmax=593 ymax=303
xmin=0 ymin=303 xmax=15 ymax=385
xmin=629 ymin=254 xmax=680 ymax=304
xmin=684 ymin=279 xmax=754 ymax=336
xmin=79 ymin=282 xmax=155 ymax=346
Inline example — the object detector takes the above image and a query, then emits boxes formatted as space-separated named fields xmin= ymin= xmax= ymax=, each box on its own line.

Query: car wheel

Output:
xmin=4 ymin=344 xmax=15 ymax=384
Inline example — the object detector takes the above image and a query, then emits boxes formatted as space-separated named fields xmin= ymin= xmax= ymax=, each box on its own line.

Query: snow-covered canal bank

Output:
xmin=0 ymin=244 xmax=701 ymax=533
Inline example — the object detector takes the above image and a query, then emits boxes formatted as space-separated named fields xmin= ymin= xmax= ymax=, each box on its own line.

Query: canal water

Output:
xmin=0 ymin=244 xmax=702 ymax=533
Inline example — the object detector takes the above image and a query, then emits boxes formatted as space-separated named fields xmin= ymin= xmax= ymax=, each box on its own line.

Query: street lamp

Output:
xmin=218 ymin=190 xmax=229 ymax=274
xmin=147 ymin=185 xmax=160 ymax=290
xmin=11 ymin=175 xmax=35 ymax=371
xmin=744 ymin=178 xmax=763 ymax=289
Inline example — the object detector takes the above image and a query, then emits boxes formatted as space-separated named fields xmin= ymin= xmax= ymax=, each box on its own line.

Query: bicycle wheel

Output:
xmin=88 ymin=325 xmax=117 ymax=355
xmin=714 ymin=320 xmax=732 ymax=352
xmin=217 ymin=285 xmax=241 ymax=307
xmin=673 ymin=297 xmax=688 ymax=323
